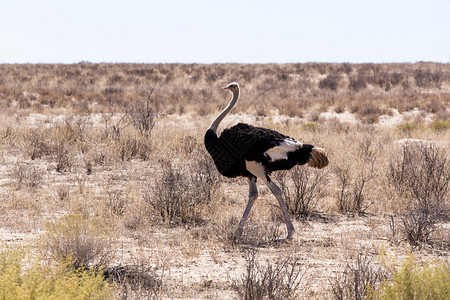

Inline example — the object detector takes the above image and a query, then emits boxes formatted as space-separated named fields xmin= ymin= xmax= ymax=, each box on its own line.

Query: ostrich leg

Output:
xmin=264 ymin=180 xmax=295 ymax=240
xmin=235 ymin=177 xmax=258 ymax=239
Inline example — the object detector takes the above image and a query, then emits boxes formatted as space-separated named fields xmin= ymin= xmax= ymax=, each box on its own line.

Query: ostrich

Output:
xmin=204 ymin=82 xmax=328 ymax=241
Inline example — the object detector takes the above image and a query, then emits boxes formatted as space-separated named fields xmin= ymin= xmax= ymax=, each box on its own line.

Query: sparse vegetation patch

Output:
xmin=0 ymin=62 xmax=448 ymax=298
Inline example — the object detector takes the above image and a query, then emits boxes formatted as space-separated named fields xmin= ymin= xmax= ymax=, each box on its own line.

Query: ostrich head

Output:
xmin=222 ymin=82 xmax=239 ymax=94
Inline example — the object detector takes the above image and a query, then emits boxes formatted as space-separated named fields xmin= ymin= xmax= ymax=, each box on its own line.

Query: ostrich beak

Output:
xmin=222 ymin=86 xmax=230 ymax=90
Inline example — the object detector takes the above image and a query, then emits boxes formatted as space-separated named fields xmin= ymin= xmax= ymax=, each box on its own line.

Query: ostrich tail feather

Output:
xmin=307 ymin=147 xmax=329 ymax=169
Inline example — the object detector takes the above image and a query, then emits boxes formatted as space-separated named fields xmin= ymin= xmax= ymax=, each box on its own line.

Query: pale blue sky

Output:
xmin=1 ymin=0 xmax=449 ymax=63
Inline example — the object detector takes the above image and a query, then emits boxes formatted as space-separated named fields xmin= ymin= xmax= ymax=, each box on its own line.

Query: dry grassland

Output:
xmin=0 ymin=62 xmax=449 ymax=299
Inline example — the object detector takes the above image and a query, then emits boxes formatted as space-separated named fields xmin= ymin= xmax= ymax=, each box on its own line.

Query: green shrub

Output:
xmin=374 ymin=256 xmax=449 ymax=299
xmin=0 ymin=249 xmax=113 ymax=299
xmin=431 ymin=120 xmax=450 ymax=132
xmin=397 ymin=122 xmax=418 ymax=134
xmin=302 ymin=122 xmax=320 ymax=132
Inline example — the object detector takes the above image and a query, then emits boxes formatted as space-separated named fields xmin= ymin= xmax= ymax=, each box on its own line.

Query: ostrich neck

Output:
xmin=208 ymin=90 xmax=239 ymax=134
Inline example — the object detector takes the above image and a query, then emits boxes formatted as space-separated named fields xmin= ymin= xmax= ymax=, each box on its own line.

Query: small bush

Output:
xmin=0 ymin=249 xmax=113 ymax=300
xmin=145 ymin=160 xmax=192 ymax=224
xmin=23 ymin=128 xmax=52 ymax=160
xmin=414 ymin=68 xmax=443 ymax=88
xmin=276 ymin=166 xmax=328 ymax=219
xmin=401 ymin=208 xmax=439 ymax=246
xmin=189 ymin=145 xmax=222 ymax=205
xmin=334 ymin=148 xmax=377 ymax=216
xmin=145 ymin=150 xmax=220 ymax=225
xmin=388 ymin=142 xmax=449 ymax=246
xmin=114 ymin=133 xmax=152 ymax=161
xmin=42 ymin=213 xmax=114 ymax=269
xmin=374 ymin=256 xmax=449 ymax=299
xmin=358 ymin=103 xmax=383 ymax=124
xmin=54 ymin=141 xmax=72 ymax=172
xmin=302 ymin=122 xmax=320 ymax=132
xmin=107 ymin=189 xmax=128 ymax=217
xmin=104 ymin=264 xmax=163 ymax=299
xmin=11 ymin=162 xmax=42 ymax=189
xmin=349 ymin=74 xmax=367 ymax=92
xmin=397 ymin=122 xmax=419 ymax=134
xmin=431 ymin=120 xmax=450 ymax=132
xmin=330 ymin=250 xmax=385 ymax=300
xmin=232 ymin=249 xmax=305 ymax=299
xmin=126 ymin=88 xmax=157 ymax=138
xmin=319 ymin=73 xmax=342 ymax=91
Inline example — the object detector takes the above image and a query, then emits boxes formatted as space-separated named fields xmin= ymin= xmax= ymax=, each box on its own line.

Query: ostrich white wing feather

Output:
xmin=264 ymin=139 xmax=302 ymax=162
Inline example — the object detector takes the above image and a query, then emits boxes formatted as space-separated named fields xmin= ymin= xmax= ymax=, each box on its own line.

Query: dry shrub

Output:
xmin=23 ymin=128 xmax=52 ymax=160
xmin=57 ymin=185 xmax=70 ymax=201
xmin=213 ymin=216 xmax=241 ymax=247
xmin=104 ymin=264 xmax=163 ymax=299
xmin=214 ymin=217 xmax=284 ymax=248
xmin=319 ymin=73 xmax=342 ymax=91
xmin=123 ymin=202 xmax=147 ymax=231
xmin=334 ymin=137 xmax=378 ymax=215
xmin=427 ymin=97 xmax=446 ymax=114
xmin=54 ymin=140 xmax=72 ymax=172
xmin=190 ymin=145 xmax=222 ymax=203
xmin=41 ymin=213 xmax=114 ymax=269
xmin=338 ymin=63 xmax=354 ymax=75
xmin=358 ymin=103 xmax=384 ymax=124
xmin=1 ymin=63 xmax=448 ymax=125
xmin=145 ymin=160 xmax=193 ymax=224
xmin=330 ymin=250 xmax=385 ymax=300
xmin=400 ymin=209 xmax=441 ymax=247
xmin=113 ymin=133 xmax=152 ymax=161
xmin=0 ymin=125 xmax=12 ymax=144
xmin=414 ymin=68 xmax=443 ymax=88
xmin=368 ymin=71 xmax=405 ymax=91
xmin=232 ymin=249 xmax=305 ymax=299
xmin=125 ymin=88 xmax=157 ymax=138
xmin=348 ymin=74 xmax=367 ymax=92
xmin=145 ymin=147 xmax=221 ymax=225
xmin=275 ymin=166 xmax=328 ymax=219
xmin=107 ymin=189 xmax=128 ymax=217
xmin=100 ymin=112 xmax=128 ymax=141
xmin=240 ymin=221 xmax=284 ymax=247
xmin=102 ymin=93 xmax=157 ymax=162
xmin=11 ymin=162 xmax=42 ymax=189
xmin=387 ymin=142 xmax=449 ymax=246
xmin=50 ymin=118 xmax=90 ymax=172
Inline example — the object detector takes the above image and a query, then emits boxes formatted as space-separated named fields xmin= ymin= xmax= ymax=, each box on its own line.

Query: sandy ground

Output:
xmin=1 ymin=108 xmax=448 ymax=299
